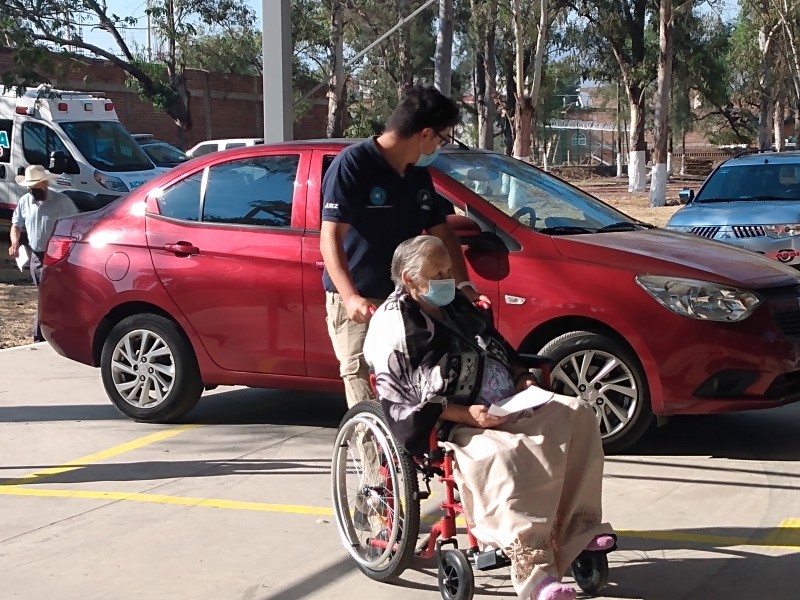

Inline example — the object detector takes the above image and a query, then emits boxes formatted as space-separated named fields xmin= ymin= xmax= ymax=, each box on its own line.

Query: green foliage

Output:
xmin=183 ymin=27 xmax=262 ymax=75
xmin=125 ymin=59 xmax=179 ymax=112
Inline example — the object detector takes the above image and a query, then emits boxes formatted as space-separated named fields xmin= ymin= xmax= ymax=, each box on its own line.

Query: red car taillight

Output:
xmin=44 ymin=236 xmax=76 ymax=266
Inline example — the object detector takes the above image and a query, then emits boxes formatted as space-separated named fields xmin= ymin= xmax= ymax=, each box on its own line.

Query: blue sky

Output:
xmin=78 ymin=0 xmax=266 ymax=54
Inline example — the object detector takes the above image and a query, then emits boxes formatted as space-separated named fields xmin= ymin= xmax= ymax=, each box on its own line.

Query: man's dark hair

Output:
xmin=385 ymin=85 xmax=460 ymax=137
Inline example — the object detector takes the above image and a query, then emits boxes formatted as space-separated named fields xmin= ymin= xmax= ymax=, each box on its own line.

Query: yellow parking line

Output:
xmin=763 ymin=519 xmax=800 ymax=547
xmin=0 ymin=486 xmax=334 ymax=516
xmin=0 ymin=424 xmax=201 ymax=486
xmin=0 ymin=484 xmax=797 ymax=550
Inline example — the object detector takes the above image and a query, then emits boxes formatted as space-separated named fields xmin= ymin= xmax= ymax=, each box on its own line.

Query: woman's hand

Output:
xmin=514 ymin=373 xmax=537 ymax=393
xmin=467 ymin=405 xmax=507 ymax=429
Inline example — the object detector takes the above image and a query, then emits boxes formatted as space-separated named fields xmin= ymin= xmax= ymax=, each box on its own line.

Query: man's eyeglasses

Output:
xmin=435 ymin=131 xmax=452 ymax=148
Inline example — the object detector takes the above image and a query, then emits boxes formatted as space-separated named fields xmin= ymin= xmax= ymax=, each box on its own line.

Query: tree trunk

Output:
xmin=475 ymin=50 xmax=487 ymax=147
xmin=434 ymin=0 xmax=454 ymax=97
xmin=648 ymin=0 xmax=672 ymax=208
xmin=165 ymin=70 xmax=192 ymax=131
xmin=510 ymin=0 xmax=530 ymax=158
xmin=327 ymin=0 xmax=346 ymax=138
xmin=481 ymin=0 xmax=497 ymax=150
xmin=628 ymin=90 xmax=646 ymax=193
xmin=512 ymin=102 xmax=533 ymax=158
xmin=503 ymin=56 xmax=515 ymax=156
xmin=758 ymin=23 xmax=774 ymax=151
xmin=528 ymin=0 xmax=549 ymax=112
xmin=774 ymin=98 xmax=784 ymax=151
xmin=396 ymin=0 xmax=414 ymax=95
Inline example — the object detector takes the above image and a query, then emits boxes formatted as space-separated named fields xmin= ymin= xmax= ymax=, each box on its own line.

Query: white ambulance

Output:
xmin=0 ymin=85 xmax=166 ymax=219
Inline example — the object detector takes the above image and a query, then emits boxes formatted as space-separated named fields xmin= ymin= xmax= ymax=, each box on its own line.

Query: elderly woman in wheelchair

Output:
xmin=332 ymin=235 xmax=615 ymax=600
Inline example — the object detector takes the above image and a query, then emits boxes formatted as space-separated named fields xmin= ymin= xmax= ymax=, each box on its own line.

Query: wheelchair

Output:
xmin=331 ymin=357 xmax=612 ymax=600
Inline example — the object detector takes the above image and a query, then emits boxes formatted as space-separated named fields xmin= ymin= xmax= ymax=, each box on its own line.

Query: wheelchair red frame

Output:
xmin=337 ymin=355 xmax=614 ymax=600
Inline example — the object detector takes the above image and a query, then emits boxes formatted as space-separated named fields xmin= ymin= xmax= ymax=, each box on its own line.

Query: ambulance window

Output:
xmin=0 ymin=119 xmax=11 ymax=164
xmin=21 ymin=122 xmax=70 ymax=168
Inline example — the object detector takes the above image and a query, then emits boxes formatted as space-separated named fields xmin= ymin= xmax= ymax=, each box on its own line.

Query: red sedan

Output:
xmin=39 ymin=141 xmax=800 ymax=452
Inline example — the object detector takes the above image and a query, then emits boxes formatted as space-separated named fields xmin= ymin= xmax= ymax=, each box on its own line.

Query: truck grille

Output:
xmin=732 ymin=225 xmax=766 ymax=238
xmin=691 ymin=226 xmax=721 ymax=238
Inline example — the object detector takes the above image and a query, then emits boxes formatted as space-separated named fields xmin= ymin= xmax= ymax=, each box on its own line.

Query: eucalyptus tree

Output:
xmin=569 ymin=0 xmax=653 ymax=191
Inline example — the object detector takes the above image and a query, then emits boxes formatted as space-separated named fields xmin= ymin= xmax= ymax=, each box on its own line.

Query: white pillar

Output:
xmin=262 ymin=0 xmax=293 ymax=142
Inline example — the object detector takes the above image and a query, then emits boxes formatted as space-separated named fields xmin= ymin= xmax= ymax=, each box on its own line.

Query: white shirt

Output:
xmin=12 ymin=189 xmax=79 ymax=252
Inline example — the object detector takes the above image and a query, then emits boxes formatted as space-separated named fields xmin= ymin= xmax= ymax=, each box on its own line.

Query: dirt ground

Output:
xmin=0 ymin=179 xmax=686 ymax=349
xmin=0 ymin=226 xmax=37 ymax=349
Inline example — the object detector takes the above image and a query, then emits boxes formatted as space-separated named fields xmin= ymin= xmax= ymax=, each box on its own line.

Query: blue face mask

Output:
xmin=415 ymin=147 xmax=440 ymax=168
xmin=421 ymin=278 xmax=456 ymax=307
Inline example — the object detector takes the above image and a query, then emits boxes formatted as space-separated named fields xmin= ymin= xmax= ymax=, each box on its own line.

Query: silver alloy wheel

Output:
xmin=551 ymin=349 xmax=638 ymax=440
xmin=110 ymin=329 xmax=176 ymax=409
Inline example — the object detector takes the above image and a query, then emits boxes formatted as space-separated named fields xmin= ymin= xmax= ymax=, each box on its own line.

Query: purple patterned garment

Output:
xmin=478 ymin=358 xmax=516 ymax=407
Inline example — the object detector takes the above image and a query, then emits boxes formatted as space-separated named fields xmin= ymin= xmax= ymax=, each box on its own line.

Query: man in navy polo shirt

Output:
xmin=320 ymin=86 xmax=486 ymax=408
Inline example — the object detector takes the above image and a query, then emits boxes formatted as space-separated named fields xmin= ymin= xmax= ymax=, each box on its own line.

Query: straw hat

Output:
xmin=15 ymin=165 xmax=57 ymax=188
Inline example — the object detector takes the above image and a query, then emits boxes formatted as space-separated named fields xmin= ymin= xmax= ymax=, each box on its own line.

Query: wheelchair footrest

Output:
xmin=473 ymin=548 xmax=511 ymax=571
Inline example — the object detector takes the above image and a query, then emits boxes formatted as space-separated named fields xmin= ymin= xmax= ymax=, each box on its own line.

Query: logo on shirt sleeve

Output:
xmin=418 ymin=189 xmax=432 ymax=210
xmin=369 ymin=187 xmax=388 ymax=206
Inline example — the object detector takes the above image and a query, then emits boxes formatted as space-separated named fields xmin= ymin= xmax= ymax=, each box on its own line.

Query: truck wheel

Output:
xmin=100 ymin=314 xmax=203 ymax=422
xmin=540 ymin=331 xmax=653 ymax=454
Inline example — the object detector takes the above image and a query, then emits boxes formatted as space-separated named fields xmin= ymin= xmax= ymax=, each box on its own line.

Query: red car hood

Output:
xmin=551 ymin=228 xmax=800 ymax=289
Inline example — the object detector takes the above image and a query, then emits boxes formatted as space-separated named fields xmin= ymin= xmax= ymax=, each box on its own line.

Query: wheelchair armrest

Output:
xmin=517 ymin=353 xmax=554 ymax=370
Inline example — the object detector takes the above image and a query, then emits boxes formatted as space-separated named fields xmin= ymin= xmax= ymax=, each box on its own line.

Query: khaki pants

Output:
xmin=325 ymin=292 xmax=385 ymax=408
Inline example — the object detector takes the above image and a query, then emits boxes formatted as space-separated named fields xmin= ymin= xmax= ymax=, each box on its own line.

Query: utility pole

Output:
xmin=262 ymin=0 xmax=293 ymax=142
xmin=147 ymin=0 xmax=152 ymax=62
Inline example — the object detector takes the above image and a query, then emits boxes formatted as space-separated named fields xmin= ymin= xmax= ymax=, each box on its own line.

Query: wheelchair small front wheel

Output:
xmin=438 ymin=549 xmax=475 ymax=600
xmin=570 ymin=550 xmax=609 ymax=596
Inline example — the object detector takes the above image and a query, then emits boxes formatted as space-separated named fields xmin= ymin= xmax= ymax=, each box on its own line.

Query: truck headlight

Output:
xmin=94 ymin=170 xmax=129 ymax=193
xmin=765 ymin=224 xmax=800 ymax=238
xmin=635 ymin=275 xmax=761 ymax=322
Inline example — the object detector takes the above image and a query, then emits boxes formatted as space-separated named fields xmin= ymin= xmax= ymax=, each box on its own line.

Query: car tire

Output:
xmin=100 ymin=313 xmax=203 ymax=422
xmin=539 ymin=331 xmax=653 ymax=454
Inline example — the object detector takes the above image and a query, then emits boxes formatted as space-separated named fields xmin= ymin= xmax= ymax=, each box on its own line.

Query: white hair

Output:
xmin=390 ymin=235 xmax=446 ymax=288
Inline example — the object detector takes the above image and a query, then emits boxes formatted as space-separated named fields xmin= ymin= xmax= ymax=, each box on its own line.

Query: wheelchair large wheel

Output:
xmin=332 ymin=402 xmax=420 ymax=582
xmin=570 ymin=550 xmax=609 ymax=596
xmin=438 ymin=549 xmax=475 ymax=600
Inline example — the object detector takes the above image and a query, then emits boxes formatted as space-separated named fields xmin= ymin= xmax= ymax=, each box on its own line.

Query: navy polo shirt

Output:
xmin=322 ymin=137 xmax=448 ymax=299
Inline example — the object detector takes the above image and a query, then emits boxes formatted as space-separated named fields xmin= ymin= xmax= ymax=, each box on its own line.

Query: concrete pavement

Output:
xmin=0 ymin=343 xmax=798 ymax=599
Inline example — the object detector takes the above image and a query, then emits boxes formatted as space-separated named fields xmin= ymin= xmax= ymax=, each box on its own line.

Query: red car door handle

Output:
xmin=315 ymin=261 xmax=325 ymax=270
xmin=164 ymin=242 xmax=199 ymax=256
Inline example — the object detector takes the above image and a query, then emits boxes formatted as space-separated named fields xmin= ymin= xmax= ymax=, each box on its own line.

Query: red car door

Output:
xmin=146 ymin=150 xmax=311 ymax=375
xmin=302 ymin=151 xmax=339 ymax=379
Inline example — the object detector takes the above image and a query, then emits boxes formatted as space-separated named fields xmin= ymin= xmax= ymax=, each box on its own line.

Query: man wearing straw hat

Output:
xmin=8 ymin=165 xmax=78 ymax=343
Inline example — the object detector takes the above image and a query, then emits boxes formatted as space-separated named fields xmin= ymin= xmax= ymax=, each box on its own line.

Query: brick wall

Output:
xmin=0 ymin=49 xmax=329 ymax=149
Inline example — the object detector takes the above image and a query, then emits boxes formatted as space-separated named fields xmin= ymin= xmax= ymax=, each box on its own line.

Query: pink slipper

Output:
xmin=532 ymin=576 xmax=577 ymax=600
xmin=585 ymin=534 xmax=616 ymax=552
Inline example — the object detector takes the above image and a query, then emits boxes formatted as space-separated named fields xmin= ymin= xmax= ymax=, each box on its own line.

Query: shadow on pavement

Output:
xmin=623 ymin=401 xmax=800 ymax=461
xmin=607 ymin=529 xmax=800 ymax=600
xmin=186 ymin=387 xmax=346 ymax=428
xmin=3 ymin=457 xmax=333 ymax=485
xmin=0 ymin=387 xmax=347 ymax=427
xmin=252 ymin=526 xmax=799 ymax=600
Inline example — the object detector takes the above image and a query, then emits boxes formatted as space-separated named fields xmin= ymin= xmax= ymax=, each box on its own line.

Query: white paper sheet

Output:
xmin=16 ymin=245 xmax=30 ymax=272
xmin=487 ymin=385 xmax=554 ymax=417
